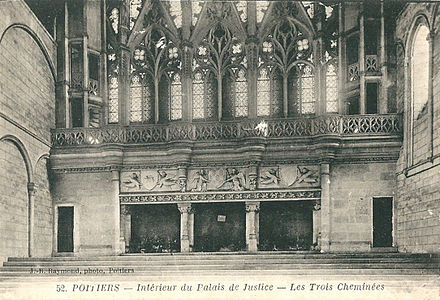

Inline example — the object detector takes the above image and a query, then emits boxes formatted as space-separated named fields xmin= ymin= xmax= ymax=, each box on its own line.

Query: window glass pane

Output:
xmin=256 ymin=1 xmax=270 ymax=24
xmin=108 ymin=76 xmax=119 ymax=123
xmin=130 ymin=75 xmax=142 ymax=122
xmin=192 ymin=73 xmax=205 ymax=119
xmin=412 ymin=25 xmax=430 ymax=119
xmin=300 ymin=65 xmax=315 ymax=114
xmin=326 ymin=64 xmax=338 ymax=113
xmin=235 ymin=70 xmax=248 ymax=117
xmin=170 ymin=74 xmax=182 ymax=120
xmin=257 ymin=68 xmax=270 ymax=117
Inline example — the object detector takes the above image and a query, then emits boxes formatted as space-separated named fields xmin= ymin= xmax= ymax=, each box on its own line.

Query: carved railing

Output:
xmin=51 ymin=114 xmax=402 ymax=146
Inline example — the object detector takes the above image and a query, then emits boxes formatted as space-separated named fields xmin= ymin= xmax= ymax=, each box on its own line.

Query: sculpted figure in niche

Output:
xmin=122 ymin=172 xmax=142 ymax=189
xmin=217 ymin=168 xmax=246 ymax=191
xmin=192 ymin=169 xmax=209 ymax=192
xmin=260 ymin=168 xmax=280 ymax=186
xmin=289 ymin=166 xmax=318 ymax=186
xmin=148 ymin=170 xmax=178 ymax=191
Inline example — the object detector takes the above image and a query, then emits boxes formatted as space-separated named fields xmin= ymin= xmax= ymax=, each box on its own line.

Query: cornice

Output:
xmin=120 ymin=189 xmax=321 ymax=204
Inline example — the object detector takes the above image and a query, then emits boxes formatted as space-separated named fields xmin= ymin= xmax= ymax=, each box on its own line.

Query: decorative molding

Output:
xmin=245 ymin=202 xmax=260 ymax=212
xmin=119 ymin=190 xmax=321 ymax=204
xmin=51 ymin=166 xmax=113 ymax=173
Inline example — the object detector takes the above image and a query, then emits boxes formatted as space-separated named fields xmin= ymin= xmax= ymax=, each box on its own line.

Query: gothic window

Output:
xmin=257 ymin=66 xmax=282 ymax=117
xmin=235 ymin=1 xmax=247 ymax=23
xmin=408 ymin=21 xmax=431 ymax=167
xmin=129 ymin=73 xmax=153 ymax=123
xmin=302 ymin=1 xmax=314 ymax=19
xmin=411 ymin=24 xmax=430 ymax=120
xmin=107 ymin=45 xmax=118 ymax=124
xmin=195 ymin=24 xmax=246 ymax=120
xmin=192 ymin=71 xmax=216 ymax=120
xmin=130 ymin=0 xmax=142 ymax=30
xmin=224 ymin=68 xmax=248 ymax=118
xmin=109 ymin=8 xmax=119 ymax=34
xmin=234 ymin=69 xmax=248 ymax=117
xmin=256 ymin=1 xmax=270 ymax=24
xmin=164 ymin=0 xmax=182 ymax=29
xmin=325 ymin=63 xmax=338 ymax=113
xmin=192 ymin=1 xmax=204 ymax=26
xmin=290 ymin=64 xmax=315 ymax=115
xmin=170 ymin=73 xmax=182 ymax=121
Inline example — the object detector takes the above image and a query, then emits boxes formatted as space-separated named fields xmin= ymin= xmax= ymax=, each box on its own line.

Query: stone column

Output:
xmin=111 ymin=170 xmax=121 ymax=254
xmin=320 ymin=163 xmax=331 ymax=252
xmin=120 ymin=205 xmax=131 ymax=253
xmin=338 ymin=3 xmax=346 ymax=114
xmin=27 ymin=182 xmax=35 ymax=257
xmin=312 ymin=202 xmax=322 ymax=250
xmin=178 ymin=203 xmax=192 ymax=253
xmin=359 ymin=8 xmax=366 ymax=114
xmin=379 ymin=1 xmax=388 ymax=114
xmin=245 ymin=201 xmax=260 ymax=252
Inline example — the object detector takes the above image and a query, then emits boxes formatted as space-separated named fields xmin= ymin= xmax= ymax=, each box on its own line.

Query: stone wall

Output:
xmin=394 ymin=3 xmax=440 ymax=253
xmin=0 ymin=0 xmax=56 ymax=260
xmin=51 ymin=172 xmax=118 ymax=255
xmin=329 ymin=162 xmax=396 ymax=251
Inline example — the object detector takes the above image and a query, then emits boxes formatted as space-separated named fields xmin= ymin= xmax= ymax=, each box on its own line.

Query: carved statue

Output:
xmin=122 ymin=172 xmax=142 ymax=189
xmin=191 ymin=169 xmax=209 ymax=192
xmin=289 ymin=166 xmax=318 ymax=186
xmin=260 ymin=168 xmax=280 ymax=186
xmin=217 ymin=168 xmax=246 ymax=191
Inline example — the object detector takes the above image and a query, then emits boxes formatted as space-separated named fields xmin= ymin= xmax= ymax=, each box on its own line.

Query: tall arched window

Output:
xmin=107 ymin=45 xmax=118 ymax=124
xmin=108 ymin=76 xmax=119 ymax=123
xmin=224 ymin=68 xmax=249 ymax=118
xmin=408 ymin=22 xmax=431 ymax=166
xmin=129 ymin=73 xmax=153 ymax=123
xmin=170 ymin=73 xmax=183 ymax=121
xmin=325 ymin=63 xmax=338 ymax=113
xmin=257 ymin=66 xmax=282 ymax=117
xmin=289 ymin=64 xmax=315 ymax=115
xmin=411 ymin=24 xmax=430 ymax=120
xmin=193 ymin=71 xmax=216 ymax=120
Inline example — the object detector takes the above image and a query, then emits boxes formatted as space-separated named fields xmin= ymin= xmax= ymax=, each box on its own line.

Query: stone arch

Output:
xmin=0 ymin=23 xmax=56 ymax=82
xmin=0 ymin=135 xmax=33 ymax=183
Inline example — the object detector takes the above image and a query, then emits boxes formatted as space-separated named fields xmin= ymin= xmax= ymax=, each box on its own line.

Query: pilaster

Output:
xmin=177 ymin=203 xmax=192 ymax=252
xmin=245 ymin=201 xmax=260 ymax=252
xmin=112 ymin=170 xmax=121 ymax=254
xmin=320 ymin=163 xmax=331 ymax=252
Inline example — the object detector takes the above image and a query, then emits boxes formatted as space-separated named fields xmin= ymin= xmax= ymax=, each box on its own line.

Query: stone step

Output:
xmin=0 ymin=268 xmax=438 ymax=278
xmin=6 ymin=252 xmax=439 ymax=262
xmin=3 ymin=258 xmax=438 ymax=267
xmin=0 ymin=262 xmax=438 ymax=272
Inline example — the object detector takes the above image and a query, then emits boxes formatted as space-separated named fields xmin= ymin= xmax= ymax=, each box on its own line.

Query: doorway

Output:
xmin=57 ymin=206 xmax=74 ymax=252
xmin=373 ymin=197 xmax=393 ymax=247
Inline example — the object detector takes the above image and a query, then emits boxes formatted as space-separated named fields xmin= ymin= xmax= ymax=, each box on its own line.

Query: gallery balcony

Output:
xmin=49 ymin=114 xmax=403 ymax=167
xmin=51 ymin=114 xmax=402 ymax=147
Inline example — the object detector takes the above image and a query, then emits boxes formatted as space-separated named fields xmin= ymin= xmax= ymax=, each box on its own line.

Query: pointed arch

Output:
xmin=190 ymin=2 xmax=246 ymax=46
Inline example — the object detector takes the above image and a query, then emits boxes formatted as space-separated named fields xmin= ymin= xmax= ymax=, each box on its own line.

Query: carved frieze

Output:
xmin=187 ymin=167 xmax=249 ymax=192
xmin=258 ymin=165 xmax=320 ymax=189
xmin=120 ymin=168 xmax=181 ymax=192
xmin=121 ymin=164 xmax=320 ymax=193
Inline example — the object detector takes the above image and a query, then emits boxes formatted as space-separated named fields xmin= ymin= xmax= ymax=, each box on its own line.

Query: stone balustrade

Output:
xmin=51 ymin=114 xmax=402 ymax=147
